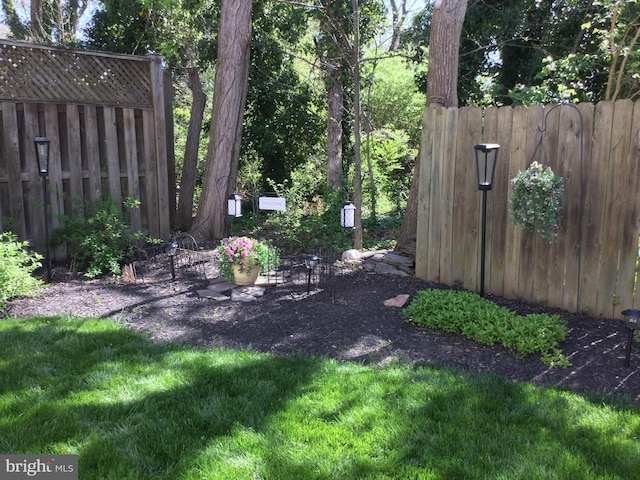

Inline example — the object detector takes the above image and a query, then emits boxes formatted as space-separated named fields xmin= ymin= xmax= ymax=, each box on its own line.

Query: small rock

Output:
xmin=374 ymin=262 xmax=409 ymax=276
xmin=231 ymin=290 xmax=258 ymax=302
xmin=207 ymin=281 xmax=235 ymax=293
xmin=237 ymin=286 xmax=266 ymax=297
xmin=342 ymin=249 xmax=361 ymax=261
xmin=196 ymin=290 xmax=230 ymax=301
xmin=384 ymin=294 xmax=410 ymax=307
xmin=382 ymin=252 xmax=414 ymax=268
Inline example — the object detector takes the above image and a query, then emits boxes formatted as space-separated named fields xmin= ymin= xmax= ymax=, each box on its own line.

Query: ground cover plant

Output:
xmin=402 ymin=289 xmax=570 ymax=367
xmin=1 ymin=316 xmax=639 ymax=479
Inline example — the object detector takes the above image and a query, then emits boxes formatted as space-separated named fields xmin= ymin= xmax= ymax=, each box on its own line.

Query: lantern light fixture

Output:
xmin=340 ymin=201 xmax=356 ymax=229
xmin=474 ymin=143 xmax=500 ymax=297
xmin=34 ymin=136 xmax=52 ymax=282
xmin=305 ymin=254 xmax=318 ymax=294
xmin=34 ymin=137 xmax=50 ymax=176
xmin=621 ymin=309 xmax=640 ymax=367
xmin=474 ymin=143 xmax=500 ymax=191
xmin=166 ymin=241 xmax=178 ymax=280
xmin=228 ymin=193 xmax=242 ymax=217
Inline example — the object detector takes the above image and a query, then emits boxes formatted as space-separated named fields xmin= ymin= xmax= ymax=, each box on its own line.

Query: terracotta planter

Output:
xmin=232 ymin=264 xmax=260 ymax=285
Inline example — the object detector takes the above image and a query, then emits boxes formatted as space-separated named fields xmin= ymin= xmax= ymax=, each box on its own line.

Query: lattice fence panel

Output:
xmin=0 ymin=40 xmax=152 ymax=108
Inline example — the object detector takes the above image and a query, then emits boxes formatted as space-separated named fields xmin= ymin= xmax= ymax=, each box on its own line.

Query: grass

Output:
xmin=1 ymin=316 xmax=639 ymax=479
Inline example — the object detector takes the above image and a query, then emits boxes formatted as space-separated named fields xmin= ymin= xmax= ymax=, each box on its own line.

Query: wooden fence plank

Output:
xmin=607 ymin=100 xmax=638 ymax=317
xmin=23 ymin=103 xmax=43 ymax=247
xmin=44 ymin=103 xmax=65 ymax=261
xmin=620 ymin=101 xmax=640 ymax=309
xmin=150 ymin=55 xmax=171 ymax=238
xmin=581 ymin=102 xmax=612 ymax=315
xmin=426 ymin=107 xmax=445 ymax=281
xmin=538 ymin=105 xmax=563 ymax=308
xmin=505 ymin=106 xmax=528 ymax=299
xmin=481 ymin=106 xmax=499 ymax=295
xmin=438 ymin=108 xmax=458 ymax=285
xmin=596 ymin=101 xmax=632 ymax=317
xmin=558 ymin=104 xmax=586 ymax=312
xmin=451 ymin=107 xmax=470 ymax=286
xmin=415 ymin=107 xmax=436 ymax=281
xmin=123 ymin=108 xmax=142 ymax=231
xmin=84 ymin=105 xmax=102 ymax=202
xmin=462 ymin=108 xmax=483 ymax=291
xmin=142 ymin=109 xmax=160 ymax=237
xmin=619 ymin=100 xmax=640 ymax=312
xmin=103 ymin=107 xmax=121 ymax=204
xmin=490 ymin=107 xmax=513 ymax=297
xmin=509 ymin=106 xmax=544 ymax=299
xmin=66 ymin=105 xmax=83 ymax=204
xmin=2 ymin=102 xmax=26 ymax=238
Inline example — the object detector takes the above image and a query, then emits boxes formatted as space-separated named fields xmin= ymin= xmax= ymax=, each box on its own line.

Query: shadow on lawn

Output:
xmin=0 ymin=317 xmax=638 ymax=479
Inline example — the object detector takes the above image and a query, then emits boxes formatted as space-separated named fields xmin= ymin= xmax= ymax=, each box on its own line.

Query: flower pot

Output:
xmin=232 ymin=264 xmax=260 ymax=285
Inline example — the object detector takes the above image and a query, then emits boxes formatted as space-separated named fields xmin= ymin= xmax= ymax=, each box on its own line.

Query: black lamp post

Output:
xmin=34 ymin=137 xmax=51 ymax=283
xmin=474 ymin=143 xmax=500 ymax=297
xmin=166 ymin=241 xmax=178 ymax=281
xmin=305 ymin=254 xmax=318 ymax=294
xmin=621 ymin=309 xmax=640 ymax=367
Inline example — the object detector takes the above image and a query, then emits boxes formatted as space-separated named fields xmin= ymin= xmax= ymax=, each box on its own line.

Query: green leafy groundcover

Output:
xmin=402 ymin=289 xmax=569 ymax=367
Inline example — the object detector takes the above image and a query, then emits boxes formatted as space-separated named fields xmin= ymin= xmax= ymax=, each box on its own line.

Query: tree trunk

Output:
xmin=396 ymin=0 xmax=467 ymax=251
xmin=190 ymin=0 xmax=252 ymax=242
xmin=352 ymin=0 xmax=363 ymax=249
xmin=327 ymin=65 xmax=343 ymax=189
xmin=176 ymin=67 xmax=206 ymax=231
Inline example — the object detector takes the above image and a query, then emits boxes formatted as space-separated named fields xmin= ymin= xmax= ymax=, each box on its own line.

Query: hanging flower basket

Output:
xmin=510 ymin=161 xmax=564 ymax=244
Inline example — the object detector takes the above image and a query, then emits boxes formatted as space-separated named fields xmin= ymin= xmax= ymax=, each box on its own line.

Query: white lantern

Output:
xmin=340 ymin=201 xmax=356 ymax=229
xmin=228 ymin=193 xmax=242 ymax=217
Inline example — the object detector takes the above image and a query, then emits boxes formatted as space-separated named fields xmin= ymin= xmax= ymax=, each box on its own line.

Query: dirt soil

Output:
xmin=5 ymin=250 xmax=640 ymax=405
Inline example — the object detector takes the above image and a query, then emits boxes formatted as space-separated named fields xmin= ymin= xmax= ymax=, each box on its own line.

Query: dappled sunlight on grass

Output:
xmin=0 ymin=316 xmax=639 ymax=479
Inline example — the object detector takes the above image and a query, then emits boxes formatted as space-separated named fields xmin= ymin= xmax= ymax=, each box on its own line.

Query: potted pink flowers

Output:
xmin=213 ymin=236 xmax=280 ymax=285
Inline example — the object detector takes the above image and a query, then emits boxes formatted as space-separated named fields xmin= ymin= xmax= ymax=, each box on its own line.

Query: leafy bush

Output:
xmin=0 ymin=232 xmax=44 ymax=306
xmin=402 ymin=289 xmax=569 ymax=367
xmin=52 ymin=198 xmax=161 ymax=278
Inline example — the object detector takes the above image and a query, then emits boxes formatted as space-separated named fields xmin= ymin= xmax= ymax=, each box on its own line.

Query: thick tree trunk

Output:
xmin=176 ymin=67 xmax=206 ymax=231
xmin=190 ymin=0 xmax=252 ymax=242
xmin=396 ymin=0 xmax=467 ymax=251
xmin=425 ymin=0 xmax=467 ymax=107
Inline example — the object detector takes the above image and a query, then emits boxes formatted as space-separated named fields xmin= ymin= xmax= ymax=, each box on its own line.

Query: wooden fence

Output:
xmin=416 ymin=101 xmax=640 ymax=319
xmin=0 ymin=39 xmax=174 ymax=261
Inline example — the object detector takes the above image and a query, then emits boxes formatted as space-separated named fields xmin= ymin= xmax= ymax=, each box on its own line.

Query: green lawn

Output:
xmin=1 ymin=316 xmax=639 ymax=479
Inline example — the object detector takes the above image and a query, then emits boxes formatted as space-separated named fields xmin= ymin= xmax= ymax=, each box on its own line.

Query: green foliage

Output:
xmin=510 ymin=161 xmax=564 ymax=243
xmin=402 ymin=289 xmax=569 ymax=366
xmin=213 ymin=236 xmax=280 ymax=282
xmin=52 ymin=198 xmax=161 ymax=278
xmin=0 ymin=232 xmax=44 ymax=306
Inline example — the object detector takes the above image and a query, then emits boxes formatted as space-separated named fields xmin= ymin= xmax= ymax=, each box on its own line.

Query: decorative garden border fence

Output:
xmin=416 ymin=101 xmax=640 ymax=319
xmin=0 ymin=39 xmax=174 ymax=261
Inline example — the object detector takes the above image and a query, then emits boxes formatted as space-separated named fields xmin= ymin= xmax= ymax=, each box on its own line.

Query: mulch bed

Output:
xmin=5 ymin=252 xmax=640 ymax=405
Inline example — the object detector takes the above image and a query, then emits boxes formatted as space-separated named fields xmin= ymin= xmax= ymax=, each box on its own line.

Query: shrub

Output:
xmin=402 ymin=289 xmax=569 ymax=367
xmin=0 ymin=232 xmax=44 ymax=306
xmin=52 ymin=198 xmax=161 ymax=278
